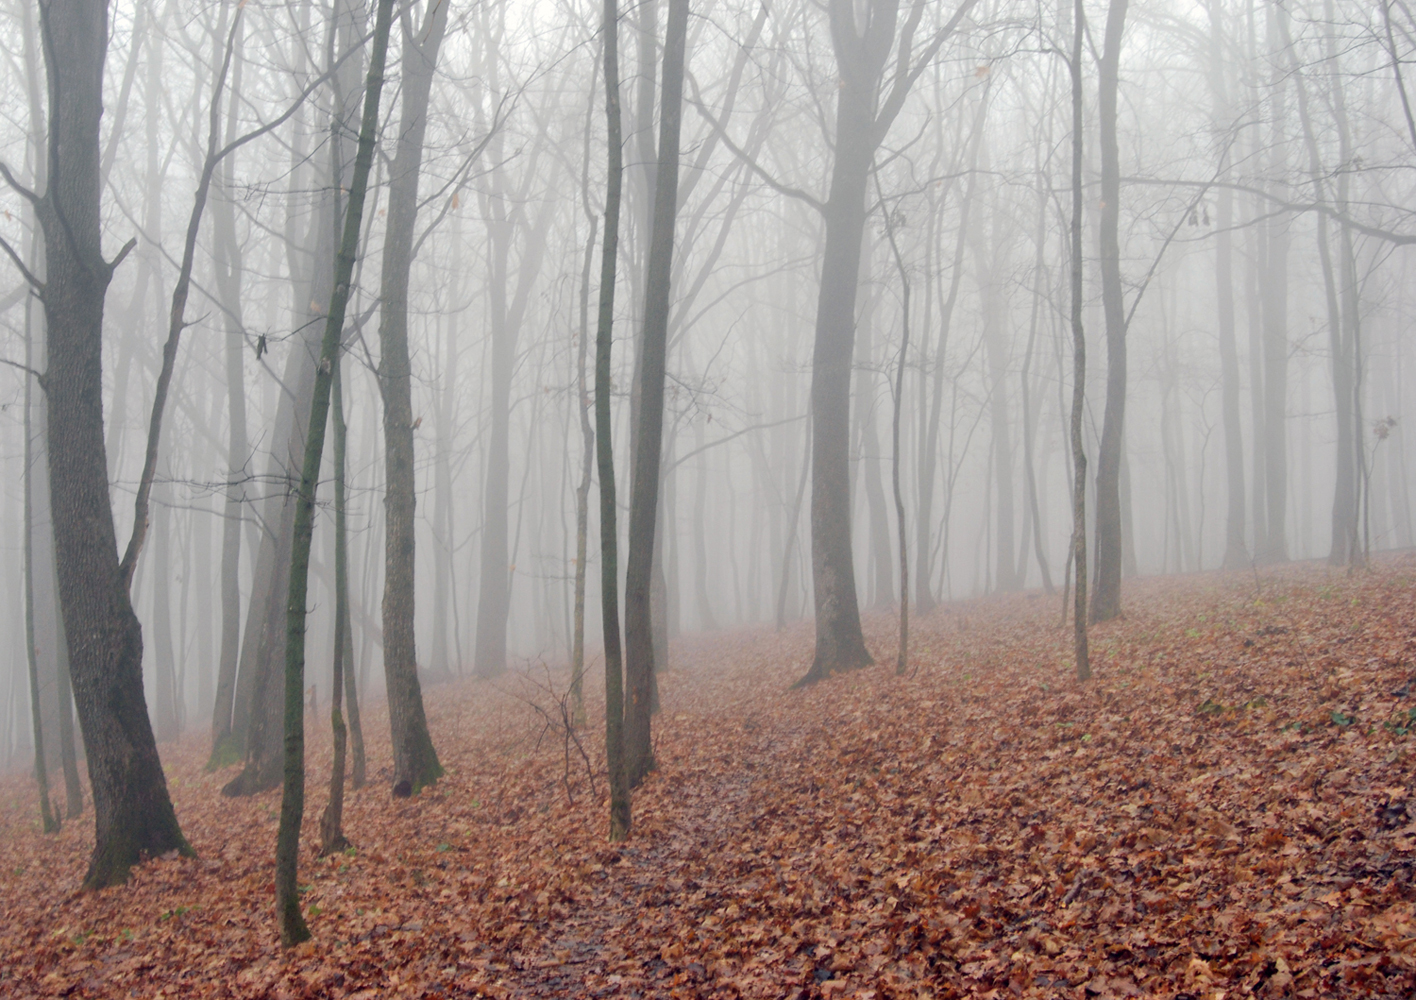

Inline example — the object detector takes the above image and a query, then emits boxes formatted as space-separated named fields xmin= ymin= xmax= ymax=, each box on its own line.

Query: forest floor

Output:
xmin=2 ymin=557 xmax=1416 ymax=999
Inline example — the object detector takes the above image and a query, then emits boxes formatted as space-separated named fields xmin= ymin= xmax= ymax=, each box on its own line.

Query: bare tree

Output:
xmin=7 ymin=0 xmax=193 ymax=889
xmin=377 ymin=0 xmax=449 ymax=797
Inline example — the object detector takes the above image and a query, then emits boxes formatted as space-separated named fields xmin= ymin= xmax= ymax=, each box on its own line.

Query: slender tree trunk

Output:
xmin=1205 ymin=4 xmax=1248 ymax=571
xmin=1069 ymin=0 xmax=1090 ymax=679
xmin=880 ymin=208 xmax=911 ymax=673
xmin=596 ymin=0 xmax=630 ymax=841
xmin=377 ymin=0 xmax=448 ymax=797
xmin=209 ymin=21 xmax=248 ymax=767
xmin=856 ymin=265 xmax=896 ymax=608
xmin=36 ymin=0 xmax=192 ymax=888
xmin=276 ymin=0 xmax=393 ymax=945
xmin=916 ymin=95 xmax=984 ymax=613
xmin=319 ymin=355 xmax=353 ymax=856
xmin=226 ymin=0 xmax=364 ymax=796
xmin=24 ymin=267 xmax=58 ymax=835
xmin=776 ymin=420 xmax=811 ymax=630
xmin=625 ymin=0 xmax=690 ymax=788
xmin=572 ymin=213 xmax=597 ymax=726
xmin=1258 ymin=0 xmax=1291 ymax=565
xmin=1089 ymin=0 xmax=1128 ymax=624
xmin=152 ymin=481 xmax=179 ymax=741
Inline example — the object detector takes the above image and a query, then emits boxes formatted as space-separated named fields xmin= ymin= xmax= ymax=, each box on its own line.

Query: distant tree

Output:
xmin=1068 ymin=0 xmax=1090 ymax=680
xmin=795 ymin=0 xmax=976 ymax=684
xmin=1089 ymin=0 xmax=1129 ymax=624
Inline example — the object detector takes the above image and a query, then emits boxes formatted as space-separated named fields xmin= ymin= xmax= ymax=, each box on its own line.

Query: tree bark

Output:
xmin=35 ymin=0 xmax=192 ymax=888
xmin=276 ymin=0 xmax=393 ymax=946
xmin=625 ymin=0 xmax=690 ymax=789
xmin=596 ymin=0 xmax=631 ymax=841
xmin=377 ymin=0 xmax=448 ymax=797
xmin=1089 ymin=0 xmax=1128 ymax=625
xmin=319 ymin=354 xmax=353 ymax=856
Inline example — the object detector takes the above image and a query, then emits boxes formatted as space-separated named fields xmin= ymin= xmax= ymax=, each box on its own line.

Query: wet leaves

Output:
xmin=1 ymin=559 xmax=1416 ymax=997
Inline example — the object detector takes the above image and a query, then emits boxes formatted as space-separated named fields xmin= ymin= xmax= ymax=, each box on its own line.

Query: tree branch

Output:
xmin=0 ymin=355 xmax=44 ymax=386
xmin=1120 ymin=175 xmax=1416 ymax=246
xmin=0 ymin=234 xmax=43 ymax=293
xmin=0 ymin=161 xmax=41 ymax=207
xmin=687 ymin=75 xmax=825 ymax=215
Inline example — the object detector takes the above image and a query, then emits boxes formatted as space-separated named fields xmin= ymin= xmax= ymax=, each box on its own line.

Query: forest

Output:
xmin=1 ymin=0 xmax=1415 ymax=994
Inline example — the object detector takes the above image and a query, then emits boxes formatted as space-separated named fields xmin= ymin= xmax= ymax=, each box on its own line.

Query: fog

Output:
xmin=0 ymin=0 xmax=1411 ymax=777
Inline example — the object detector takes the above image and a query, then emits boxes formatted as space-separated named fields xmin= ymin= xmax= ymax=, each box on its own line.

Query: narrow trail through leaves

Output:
xmin=2 ymin=558 xmax=1416 ymax=998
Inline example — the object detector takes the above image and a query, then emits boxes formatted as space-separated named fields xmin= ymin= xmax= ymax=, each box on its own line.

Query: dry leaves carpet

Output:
xmin=2 ymin=558 xmax=1416 ymax=998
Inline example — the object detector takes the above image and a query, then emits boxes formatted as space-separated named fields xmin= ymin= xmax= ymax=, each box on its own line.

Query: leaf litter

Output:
xmin=2 ymin=556 xmax=1415 ymax=998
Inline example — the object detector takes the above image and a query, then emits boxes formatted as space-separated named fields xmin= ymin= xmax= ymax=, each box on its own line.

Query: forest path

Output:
xmin=503 ymin=714 xmax=796 ymax=997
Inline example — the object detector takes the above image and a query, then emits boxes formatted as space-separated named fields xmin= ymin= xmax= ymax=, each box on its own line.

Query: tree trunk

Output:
xmin=37 ymin=0 xmax=191 ymax=888
xmin=319 ymin=354 xmax=353 ymax=856
xmin=151 ymin=481 xmax=180 ymax=741
xmin=224 ymin=0 xmax=361 ymax=796
xmin=209 ymin=54 xmax=248 ymax=766
xmin=572 ymin=211 xmax=597 ymax=725
xmin=916 ymin=93 xmax=985 ymax=613
xmin=796 ymin=9 xmax=883 ymax=684
xmin=797 ymin=0 xmax=975 ymax=681
xmin=276 ymin=0 xmax=393 ymax=945
xmin=1258 ymin=1 xmax=1290 ymax=565
xmin=1205 ymin=3 xmax=1248 ymax=571
xmin=853 ymin=259 xmax=896 ymax=608
xmin=377 ymin=0 xmax=448 ymax=797
xmin=1089 ymin=0 xmax=1128 ymax=625
xmin=596 ymin=0 xmax=631 ymax=841
xmin=24 ymin=257 xmax=59 ymax=835
xmin=625 ymin=0 xmax=690 ymax=788
xmin=1069 ymin=0 xmax=1090 ymax=679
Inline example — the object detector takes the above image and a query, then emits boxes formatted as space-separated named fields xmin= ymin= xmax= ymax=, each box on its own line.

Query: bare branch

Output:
xmin=0 ymin=355 xmax=44 ymax=385
xmin=686 ymin=81 xmax=825 ymax=215
xmin=0 ymin=234 xmax=43 ymax=293
xmin=0 ymin=161 xmax=41 ymax=207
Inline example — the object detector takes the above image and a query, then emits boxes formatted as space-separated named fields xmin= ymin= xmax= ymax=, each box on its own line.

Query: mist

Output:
xmin=0 ymin=0 xmax=1410 ymax=850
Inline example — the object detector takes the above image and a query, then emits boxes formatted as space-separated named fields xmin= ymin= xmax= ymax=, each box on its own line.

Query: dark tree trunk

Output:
xmin=1089 ymin=0 xmax=1128 ymax=625
xmin=275 ymin=0 xmax=393 ymax=945
xmin=319 ymin=355 xmax=353 ymax=856
xmin=377 ymin=0 xmax=448 ymax=797
xmin=36 ymin=0 xmax=191 ymax=888
xmin=625 ymin=0 xmax=690 ymax=789
xmin=596 ymin=0 xmax=631 ymax=841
